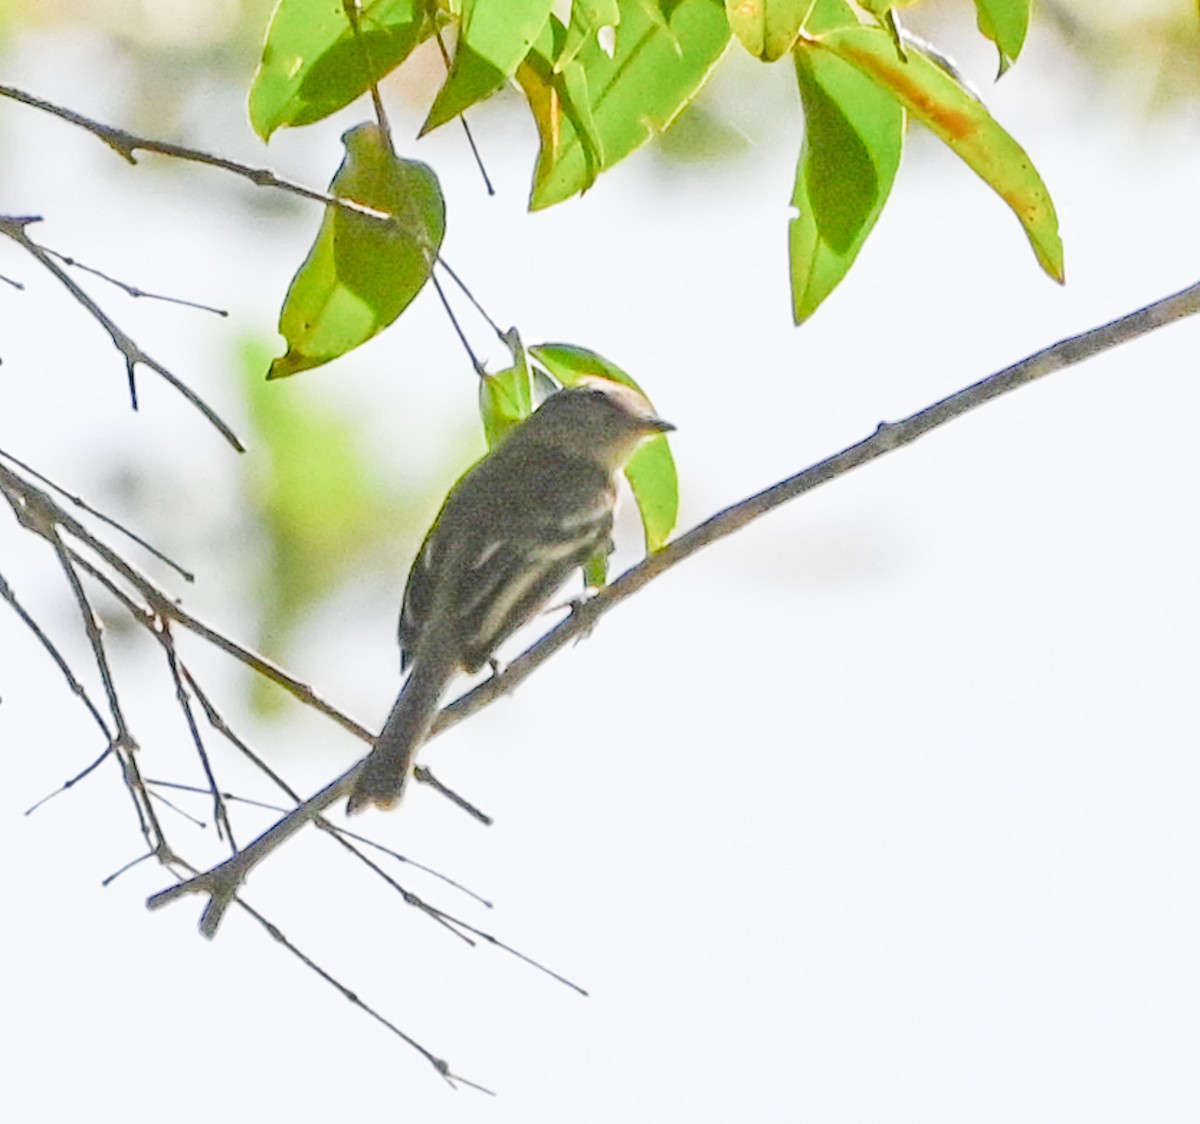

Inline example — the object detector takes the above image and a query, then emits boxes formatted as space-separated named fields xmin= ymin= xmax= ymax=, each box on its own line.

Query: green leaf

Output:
xmin=268 ymin=124 xmax=446 ymax=379
xmin=516 ymin=16 xmax=606 ymax=201
xmin=559 ymin=0 xmax=622 ymax=72
xmin=973 ymin=0 xmax=1030 ymax=75
xmin=725 ymin=0 xmax=808 ymax=62
xmin=811 ymin=23 xmax=1064 ymax=282
xmin=519 ymin=0 xmax=730 ymax=210
xmin=790 ymin=0 xmax=903 ymax=321
xmin=530 ymin=343 xmax=678 ymax=552
xmin=249 ymin=0 xmax=431 ymax=140
xmin=238 ymin=340 xmax=391 ymax=712
xmin=422 ymin=0 xmax=555 ymax=133
xmin=479 ymin=330 xmax=534 ymax=447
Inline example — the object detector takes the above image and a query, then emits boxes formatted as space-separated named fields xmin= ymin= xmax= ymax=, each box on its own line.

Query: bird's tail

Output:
xmin=346 ymin=643 xmax=458 ymax=814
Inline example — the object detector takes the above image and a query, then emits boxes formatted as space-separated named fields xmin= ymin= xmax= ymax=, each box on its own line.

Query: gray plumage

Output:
xmin=346 ymin=379 xmax=672 ymax=814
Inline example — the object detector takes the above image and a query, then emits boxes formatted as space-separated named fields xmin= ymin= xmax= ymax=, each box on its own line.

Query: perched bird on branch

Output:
xmin=346 ymin=377 xmax=673 ymax=814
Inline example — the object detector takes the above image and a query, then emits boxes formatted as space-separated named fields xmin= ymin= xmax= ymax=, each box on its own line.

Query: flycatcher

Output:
xmin=346 ymin=377 xmax=674 ymax=814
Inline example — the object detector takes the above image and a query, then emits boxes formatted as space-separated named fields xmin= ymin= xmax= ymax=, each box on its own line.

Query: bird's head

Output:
xmin=525 ymin=377 xmax=674 ymax=470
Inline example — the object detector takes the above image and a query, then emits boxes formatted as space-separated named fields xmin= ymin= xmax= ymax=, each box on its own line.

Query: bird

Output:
xmin=345 ymin=376 xmax=674 ymax=814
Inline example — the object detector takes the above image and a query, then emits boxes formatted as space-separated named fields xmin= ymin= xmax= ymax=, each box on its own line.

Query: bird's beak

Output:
xmin=646 ymin=417 xmax=675 ymax=434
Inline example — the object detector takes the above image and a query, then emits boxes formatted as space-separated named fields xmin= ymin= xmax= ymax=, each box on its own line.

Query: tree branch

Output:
xmin=144 ymin=276 xmax=1200 ymax=934
xmin=0 ymin=216 xmax=244 ymax=450
xmin=0 ymin=83 xmax=386 ymax=219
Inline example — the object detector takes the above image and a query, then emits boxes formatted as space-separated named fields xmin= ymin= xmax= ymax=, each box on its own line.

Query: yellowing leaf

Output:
xmin=725 ymin=0 xmax=808 ymax=62
xmin=809 ymin=24 xmax=1063 ymax=281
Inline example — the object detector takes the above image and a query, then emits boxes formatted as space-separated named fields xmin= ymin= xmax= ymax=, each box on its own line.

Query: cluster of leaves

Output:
xmin=251 ymin=0 xmax=1059 ymax=556
xmin=253 ymin=0 xmax=1059 ymax=341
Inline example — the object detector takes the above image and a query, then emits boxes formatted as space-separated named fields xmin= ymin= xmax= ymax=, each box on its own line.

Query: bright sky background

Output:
xmin=4 ymin=6 xmax=1200 ymax=1122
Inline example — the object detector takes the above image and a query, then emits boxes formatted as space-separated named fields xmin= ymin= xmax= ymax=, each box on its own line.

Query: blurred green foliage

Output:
xmin=237 ymin=338 xmax=398 ymax=712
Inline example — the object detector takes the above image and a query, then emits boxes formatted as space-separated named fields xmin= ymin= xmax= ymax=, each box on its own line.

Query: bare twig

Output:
xmin=435 ymin=256 xmax=506 ymax=341
xmin=0 ymin=446 xmax=194 ymax=581
xmin=144 ymin=276 xmax=1200 ymax=933
xmin=24 ymin=509 xmax=522 ymax=974
xmin=2 ymin=456 xmax=469 ymax=811
xmin=432 ymin=271 xmax=486 ymax=374
xmin=24 ymin=744 xmax=114 ymax=815
xmin=159 ymin=620 xmax=236 ymax=847
xmin=147 ymin=766 xmax=357 ymax=935
xmin=430 ymin=23 xmax=495 ymax=194
xmin=0 ymin=457 xmax=363 ymax=733
xmin=0 ymin=83 xmax=387 ymax=220
xmin=342 ymin=0 xmax=394 ymax=154
xmin=147 ymin=787 xmax=208 ymax=829
xmin=144 ymin=856 xmax=486 ymax=1088
xmin=412 ymin=763 xmax=492 ymax=824
xmin=40 ymin=244 xmax=228 ymax=315
xmin=101 ymin=850 xmax=155 ymax=886
xmin=41 ymin=523 xmax=168 ymax=859
xmin=0 ymin=216 xmax=243 ymax=450
xmin=145 ymin=776 xmax=492 ymax=906
xmin=0 ymin=567 xmax=113 ymax=741
xmin=230 ymin=894 xmax=490 ymax=1092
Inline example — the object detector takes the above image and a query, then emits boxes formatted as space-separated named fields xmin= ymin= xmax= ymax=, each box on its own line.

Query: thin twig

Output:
xmin=0 ymin=446 xmax=194 ymax=581
xmin=431 ymin=23 xmax=494 ymax=194
xmin=147 ymin=787 xmax=208 ymax=829
xmin=230 ymin=895 xmax=490 ymax=1091
xmin=0 ymin=215 xmax=243 ymax=450
xmin=148 ymin=854 xmax=485 ymax=1087
xmin=0 ymin=567 xmax=113 ymax=740
xmin=432 ymin=272 xmax=486 ymax=374
xmin=1 ymin=458 xmax=473 ymax=808
xmin=0 ymin=457 xmax=363 ymax=736
xmin=342 ymin=0 xmax=394 ymax=153
xmin=145 ymin=776 xmax=492 ymax=906
xmin=40 ymin=245 xmax=228 ymax=315
xmin=458 ymin=116 xmax=494 ymax=195
xmin=101 ymin=850 xmax=155 ymax=886
xmin=435 ymin=256 xmax=506 ymax=340
xmin=147 ymin=765 xmax=357 ymax=935
xmin=159 ymin=620 xmax=236 ymax=847
xmin=0 ymin=83 xmax=388 ymax=220
xmin=24 ymin=744 xmax=114 ymax=815
xmin=412 ymin=763 xmax=492 ymax=824
xmin=178 ymin=665 xmax=494 ymax=890
xmin=43 ymin=524 xmax=168 ymax=858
